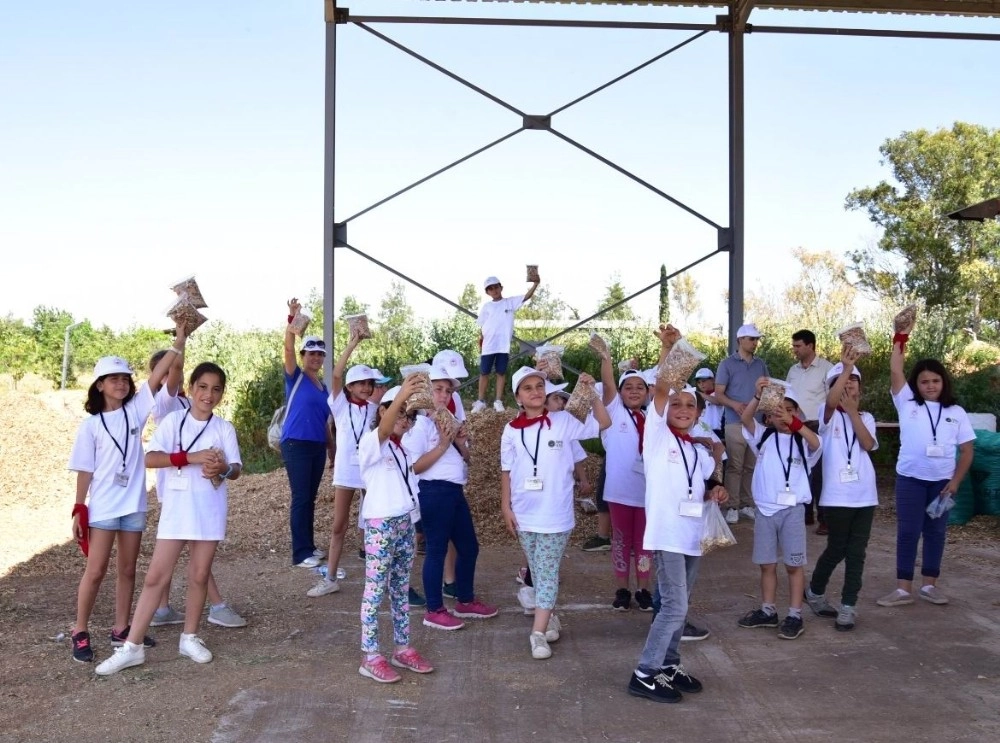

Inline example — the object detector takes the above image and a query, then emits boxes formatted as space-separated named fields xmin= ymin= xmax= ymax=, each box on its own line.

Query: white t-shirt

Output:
xmin=405 ymin=415 xmax=468 ymax=486
xmin=818 ymin=408 xmax=878 ymax=508
xmin=451 ymin=392 xmax=467 ymax=422
xmin=358 ymin=428 xmax=421 ymax=522
xmin=68 ymin=384 xmax=156 ymax=523
xmin=743 ymin=424 xmax=823 ymax=517
xmin=600 ymin=396 xmax=646 ymax=508
xmin=892 ymin=388 xmax=975 ymax=481
xmin=147 ymin=410 xmax=242 ymax=540
xmin=500 ymin=410 xmax=599 ymax=533
xmin=572 ymin=440 xmax=587 ymax=464
xmin=329 ymin=390 xmax=378 ymax=489
xmin=477 ymin=296 xmax=525 ymax=355
xmin=642 ymin=401 xmax=716 ymax=556
xmin=699 ymin=397 xmax=724 ymax=431
xmin=150 ymin=386 xmax=191 ymax=504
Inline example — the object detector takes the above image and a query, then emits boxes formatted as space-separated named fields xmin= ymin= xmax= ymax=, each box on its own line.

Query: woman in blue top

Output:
xmin=282 ymin=298 xmax=336 ymax=567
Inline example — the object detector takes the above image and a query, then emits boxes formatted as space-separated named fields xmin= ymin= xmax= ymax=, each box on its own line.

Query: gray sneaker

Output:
xmin=150 ymin=606 xmax=184 ymax=627
xmin=803 ymin=589 xmax=838 ymax=618
xmin=208 ymin=603 xmax=248 ymax=628
xmin=835 ymin=604 xmax=856 ymax=632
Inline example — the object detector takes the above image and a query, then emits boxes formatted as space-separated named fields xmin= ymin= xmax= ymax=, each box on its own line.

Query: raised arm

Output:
xmin=332 ymin=331 xmax=362 ymax=398
xmin=651 ymin=324 xmax=680 ymax=415
xmin=283 ymin=298 xmax=300 ymax=376
xmin=824 ymin=345 xmax=861 ymax=423
xmin=377 ymin=375 xmax=420 ymax=444
xmin=523 ymin=275 xmax=541 ymax=302
xmin=577 ymin=372 xmax=611 ymax=431
xmin=890 ymin=335 xmax=908 ymax=396
xmin=599 ymin=346 xmax=617 ymax=406
xmin=148 ymin=321 xmax=185 ymax=394
xmin=740 ymin=377 xmax=767 ymax=436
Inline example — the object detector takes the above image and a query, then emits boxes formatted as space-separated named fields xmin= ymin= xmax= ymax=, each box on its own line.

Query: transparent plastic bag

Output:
xmin=565 ymin=380 xmax=598 ymax=423
xmin=169 ymin=274 xmax=208 ymax=309
xmin=400 ymin=363 xmax=434 ymax=413
xmin=837 ymin=322 xmax=872 ymax=356
xmin=345 ymin=313 xmax=372 ymax=340
xmin=894 ymin=304 xmax=918 ymax=334
xmin=758 ymin=378 xmax=791 ymax=415
xmin=534 ymin=344 xmax=565 ymax=381
xmin=166 ymin=296 xmax=208 ymax=337
xmin=588 ymin=332 xmax=610 ymax=359
xmin=431 ymin=407 xmax=461 ymax=441
xmin=926 ymin=494 xmax=955 ymax=519
xmin=700 ymin=500 xmax=737 ymax=554
xmin=209 ymin=447 xmax=227 ymax=489
xmin=526 ymin=264 xmax=540 ymax=283
xmin=288 ymin=310 xmax=311 ymax=337
xmin=655 ymin=338 xmax=706 ymax=391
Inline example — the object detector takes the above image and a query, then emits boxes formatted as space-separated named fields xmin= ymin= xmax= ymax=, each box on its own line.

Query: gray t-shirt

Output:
xmin=716 ymin=353 xmax=770 ymax=424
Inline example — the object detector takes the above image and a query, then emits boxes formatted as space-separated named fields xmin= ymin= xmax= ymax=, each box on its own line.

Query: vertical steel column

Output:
xmin=322 ymin=1 xmax=338 ymax=380
xmin=726 ymin=6 xmax=746 ymax=353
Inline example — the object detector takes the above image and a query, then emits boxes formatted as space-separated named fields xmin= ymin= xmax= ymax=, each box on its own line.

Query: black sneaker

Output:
xmin=660 ymin=664 xmax=703 ymax=694
xmin=581 ymin=535 xmax=611 ymax=552
xmin=737 ymin=608 xmax=779 ymax=629
xmin=634 ymin=589 xmax=654 ymax=612
xmin=778 ymin=615 xmax=805 ymax=640
xmin=110 ymin=626 xmax=156 ymax=648
xmin=612 ymin=588 xmax=632 ymax=611
xmin=71 ymin=631 xmax=94 ymax=663
xmin=681 ymin=621 xmax=711 ymax=642
xmin=442 ymin=582 xmax=457 ymax=600
xmin=627 ymin=671 xmax=682 ymax=703
xmin=408 ymin=586 xmax=426 ymax=608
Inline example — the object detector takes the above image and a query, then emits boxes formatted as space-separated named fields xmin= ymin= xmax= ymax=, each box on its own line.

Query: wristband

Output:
xmin=288 ymin=314 xmax=295 ymax=324
xmin=166 ymin=346 xmax=182 ymax=355
xmin=892 ymin=332 xmax=909 ymax=350
xmin=72 ymin=503 xmax=88 ymax=519
xmin=754 ymin=395 xmax=761 ymax=401
xmin=788 ymin=416 xmax=804 ymax=433
xmin=169 ymin=451 xmax=190 ymax=468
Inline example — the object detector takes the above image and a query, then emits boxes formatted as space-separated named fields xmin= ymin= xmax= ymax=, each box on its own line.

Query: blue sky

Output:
xmin=2 ymin=1 xmax=998 ymax=334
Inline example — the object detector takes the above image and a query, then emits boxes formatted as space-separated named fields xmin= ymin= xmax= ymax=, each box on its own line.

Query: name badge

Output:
xmin=631 ymin=457 xmax=645 ymax=474
xmin=114 ymin=471 xmax=129 ymax=488
xmin=776 ymin=489 xmax=797 ymax=506
xmin=167 ymin=470 xmax=191 ymax=491
xmin=349 ymin=449 xmax=360 ymax=465
xmin=524 ymin=477 xmax=544 ymax=491
xmin=678 ymin=499 xmax=703 ymax=518
xmin=839 ymin=468 xmax=860 ymax=483
xmin=926 ymin=445 xmax=946 ymax=458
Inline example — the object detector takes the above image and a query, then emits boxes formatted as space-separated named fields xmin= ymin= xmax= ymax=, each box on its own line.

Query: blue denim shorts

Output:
xmin=479 ymin=352 xmax=510 ymax=375
xmin=90 ymin=511 xmax=147 ymax=532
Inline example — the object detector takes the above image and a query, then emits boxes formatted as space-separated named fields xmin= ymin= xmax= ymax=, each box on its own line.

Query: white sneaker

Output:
xmin=313 ymin=548 xmax=327 ymax=559
xmin=336 ymin=567 xmax=346 ymax=580
xmin=530 ymin=631 xmax=552 ymax=659
xmin=725 ymin=508 xmax=739 ymax=525
xmin=95 ymin=641 xmax=145 ymax=676
xmin=307 ymin=578 xmax=341 ymax=597
xmin=739 ymin=506 xmax=757 ymax=521
xmin=517 ymin=585 xmax=536 ymax=616
xmin=178 ymin=633 xmax=213 ymax=664
xmin=295 ymin=555 xmax=323 ymax=568
xmin=493 ymin=400 xmax=505 ymax=412
xmin=545 ymin=613 xmax=561 ymax=643
xmin=471 ymin=400 xmax=487 ymax=414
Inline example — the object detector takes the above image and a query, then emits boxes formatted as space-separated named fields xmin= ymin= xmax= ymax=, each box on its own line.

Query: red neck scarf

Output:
xmin=509 ymin=411 xmax=551 ymax=430
xmin=347 ymin=395 xmax=368 ymax=408
xmin=669 ymin=426 xmax=694 ymax=444
xmin=628 ymin=408 xmax=646 ymax=454
xmin=446 ymin=397 xmax=457 ymax=415
xmin=389 ymin=434 xmax=403 ymax=448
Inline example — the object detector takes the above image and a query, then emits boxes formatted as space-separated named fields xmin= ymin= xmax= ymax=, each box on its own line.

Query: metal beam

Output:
xmin=751 ymin=24 xmax=1000 ymax=40
xmin=346 ymin=14 xmax=718 ymax=31
xmin=726 ymin=4 xmax=746 ymax=353
xmin=323 ymin=0 xmax=338 ymax=382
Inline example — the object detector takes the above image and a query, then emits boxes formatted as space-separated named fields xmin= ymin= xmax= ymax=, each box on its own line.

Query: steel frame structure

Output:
xmin=322 ymin=1 xmax=1000 ymax=362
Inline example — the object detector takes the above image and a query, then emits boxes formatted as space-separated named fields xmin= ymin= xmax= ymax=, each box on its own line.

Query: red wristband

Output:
xmin=788 ymin=416 xmax=804 ymax=433
xmin=169 ymin=451 xmax=189 ymax=467
xmin=893 ymin=332 xmax=909 ymax=350
xmin=287 ymin=314 xmax=295 ymax=324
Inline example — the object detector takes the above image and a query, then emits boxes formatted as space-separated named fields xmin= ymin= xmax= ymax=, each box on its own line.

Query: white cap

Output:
xmin=380 ymin=385 xmax=402 ymax=405
xmin=345 ymin=365 xmax=379 ymax=385
xmin=369 ymin=368 xmax=393 ymax=385
xmin=94 ymin=356 xmax=133 ymax=378
xmin=512 ymin=366 xmax=546 ymax=393
xmin=545 ymin=380 xmax=569 ymax=398
xmin=736 ymin=323 xmax=763 ymax=339
xmin=827 ymin=363 xmax=862 ymax=382
xmin=483 ymin=276 xmax=501 ymax=289
xmin=432 ymin=349 xmax=469 ymax=378
xmin=782 ymin=387 xmax=800 ymax=407
xmin=617 ymin=369 xmax=648 ymax=389
xmin=694 ymin=367 xmax=714 ymax=380
xmin=429 ymin=365 xmax=459 ymax=386
xmin=641 ymin=368 xmax=658 ymax=386
xmin=301 ymin=336 xmax=327 ymax=354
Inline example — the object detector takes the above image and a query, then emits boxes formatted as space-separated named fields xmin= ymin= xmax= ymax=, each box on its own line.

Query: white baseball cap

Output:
xmin=618 ymin=369 xmax=648 ymax=389
xmin=483 ymin=276 xmax=501 ymax=289
xmin=432 ymin=349 xmax=469 ymax=378
xmin=380 ymin=385 xmax=402 ymax=405
xmin=345 ymin=365 xmax=379 ymax=385
xmin=512 ymin=366 xmax=546 ymax=393
xmin=694 ymin=368 xmax=714 ymax=380
xmin=736 ymin=323 xmax=763 ymax=339
xmin=827 ymin=363 xmax=862 ymax=382
xmin=781 ymin=387 xmax=800 ymax=407
xmin=94 ymin=356 xmax=134 ymax=378
xmin=429 ymin=364 xmax=460 ymax=387
xmin=301 ymin=336 xmax=327 ymax=355
xmin=544 ymin=380 xmax=569 ymax=398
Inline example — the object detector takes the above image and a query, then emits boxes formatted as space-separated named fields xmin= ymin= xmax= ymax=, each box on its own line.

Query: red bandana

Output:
xmin=446 ymin=397 xmax=457 ymax=415
xmin=509 ymin=411 xmax=551 ymax=430
xmin=669 ymin=426 xmax=694 ymax=444
xmin=347 ymin=395 xmax=368 ymax=408
xmin=629 ymin=409 xmax=646 ymax=454
xmin=389 ymin=434 xmax=403 ymax=448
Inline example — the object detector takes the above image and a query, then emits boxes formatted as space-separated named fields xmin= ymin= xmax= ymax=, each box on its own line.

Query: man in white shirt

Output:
xmin=786 ymin=329 xmax=833 ymax=532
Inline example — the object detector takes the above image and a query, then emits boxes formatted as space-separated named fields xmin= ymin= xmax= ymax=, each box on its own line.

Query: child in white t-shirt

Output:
xmin=473 ymin=274 xmax=540 ymax=414
xmin=803 ymin=348 xmax=878 ymax=631
xmin=737 ymin=378 xmax=822 ymax=640
xmin=501 ymin=366 xmax=610 ymax=660
xmin=95 ymin=362 xmax=243 ymax=675
xmin=693 ymin=367 xmax=724 ymax=437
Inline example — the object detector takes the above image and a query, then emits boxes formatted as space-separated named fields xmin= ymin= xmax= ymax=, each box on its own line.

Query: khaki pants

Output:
xmin=723 ymin=422 xmax=756 ymax=510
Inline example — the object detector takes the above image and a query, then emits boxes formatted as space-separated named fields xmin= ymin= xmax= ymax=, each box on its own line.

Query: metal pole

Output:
xmin=727 ymin=8 xmax=746 ymax=354
xmin=323 ymin=1 xmax=338 ymax=382
xmin=61 ymin=321 xmax=83 ymax=390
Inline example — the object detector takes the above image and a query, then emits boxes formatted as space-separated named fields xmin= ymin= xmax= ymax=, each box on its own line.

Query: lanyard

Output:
xmin=925 ymin=402 xmax=944 ymax=443
xmin=627 ymin=408 xmax=645 ymax=455
xmin=775 ymin=432 xmax=794 ymax=490
xmin=388 ymin=442 xmax=415 ymax=502
xmin=838 ymin=411 xmax=857 ymax=468
xmin=179 ymin=410 xmax=213 ymax=453
xmin=99 ymin=407 xmax=130 ymax=472
xmin=349 ymin=404 xmax=369 ymax=448
xmin=520 ymin=426 xmax=543 ymax=477
xmin=673 ymin=433 xmax=698 ymax=497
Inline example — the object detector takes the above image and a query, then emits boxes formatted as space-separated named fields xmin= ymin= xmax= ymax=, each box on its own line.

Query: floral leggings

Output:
xmin=517 ymin=530 xmax=571 ymax=610
xmin=360 ymin=514 xmax=415 ymax=655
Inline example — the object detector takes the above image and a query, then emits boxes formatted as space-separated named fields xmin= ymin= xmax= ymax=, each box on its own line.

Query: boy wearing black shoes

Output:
xmin=627 ymin=327 xmax=728 ymax=703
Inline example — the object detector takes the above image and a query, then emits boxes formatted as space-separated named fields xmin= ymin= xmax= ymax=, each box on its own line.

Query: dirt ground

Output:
xmin=1 ymin=389 xmax=999 ymax=743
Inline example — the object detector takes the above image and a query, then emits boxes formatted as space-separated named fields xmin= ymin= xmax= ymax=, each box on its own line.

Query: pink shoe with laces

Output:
xmin=359 ymin=654 xmax=401 ymax=683
xmin=453 ymin=598 xmax=499 ymax=619
xmin=391 ymin=647 xmax=435 ymax=674
xmin=423 ymin=608 xmax=465 ymax=631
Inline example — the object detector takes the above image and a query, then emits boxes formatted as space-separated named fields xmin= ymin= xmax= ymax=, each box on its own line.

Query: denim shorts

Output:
xmin=479 ymin=353 xmax=510 ymax=375
xmin=90 ymin=511 xmax=147 ymax=532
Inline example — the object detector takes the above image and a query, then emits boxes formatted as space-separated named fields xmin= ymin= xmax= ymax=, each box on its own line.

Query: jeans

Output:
xmin=418 ymin=480 xmax=480 ymax=610
xmin=895 ymin=475 xmax=950 ymax=581
xmin=281 ymin=438 xmax=327 ymax=565
xmin=723 ymin=422 xmax=756 ymax=509
xmin=638 ymin=551 xmax=700 ymax=674
xmin=809 ymin=506 xmax=875 ymax=606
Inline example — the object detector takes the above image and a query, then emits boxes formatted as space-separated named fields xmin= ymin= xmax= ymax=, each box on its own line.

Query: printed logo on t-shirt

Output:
xmin=547 ymin=440 xmax=564 ymax=450
xmin=618 ymin=422 xmax=628 ymax=433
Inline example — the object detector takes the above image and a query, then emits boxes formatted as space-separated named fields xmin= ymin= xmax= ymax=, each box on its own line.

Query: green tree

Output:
xmin=428 ymin=284 xmax=479 ymax=366
xmin=782 ymin=248 xmax=858 ymax=331
xmin=516 ymin=284 xmax=568 ymax=343
xmin=595 ymin=275 xmax=636 ymax=322
xmin=0 ymin=317 xmax=38 ymax=388
xmin=659 ymin=264 xmax=670 ymax=324
xmin=845 ymin=122 xmax=1000 ymax=334
xmin=671 ymin=272 xmax=700 ymax=327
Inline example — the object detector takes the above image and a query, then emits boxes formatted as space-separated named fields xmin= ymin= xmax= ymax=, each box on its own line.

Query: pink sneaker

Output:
xmin=358 ymin=655 xmax=401 ymax=684
xmin=391 ymin=647 xmax=435 ymax=674
xmin=422 ymin=608 xmax=465 ymax=631
xmin=453 ymin=598 xmax=499 ymax=619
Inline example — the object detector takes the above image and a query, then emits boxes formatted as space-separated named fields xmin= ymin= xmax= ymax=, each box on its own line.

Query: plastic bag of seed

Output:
xmin=288 ymin=311 xmax=311 ymax=337
xmin=565 ymin=380 xmax=598 ymax=424
xmin=431 ymin=407 xmax=461 ymax=441
xmin=526 ymin=264 xmax=540 ymax=283
xmin=837 ymin=322 xmax=872 ymax=356
xmin=345 ymin=313 xmax=372 ymax=340
xmin=893 ymin=304 xmax=918 ymax=334
xmin=758 ymin=378 xmax=791 ymax=415
xmin=169 ymin=275 xmax=208 ymax=309
xmin=400 ymin=363 xmax=434 ymax=413
xmin=534 ymin=344 xmax=565 ymax=381
xmin=655 ymin=338 xmax=706 ymax=391
xmin=700 ymin=501 xmax=737 ymax=555
xmin=166 ymin=296 xmax=208 ymax=337
xmin=588 ymin=332 xmax=610 ymax=359
xmin=209 ymin=448 xmax=227 ymax=489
